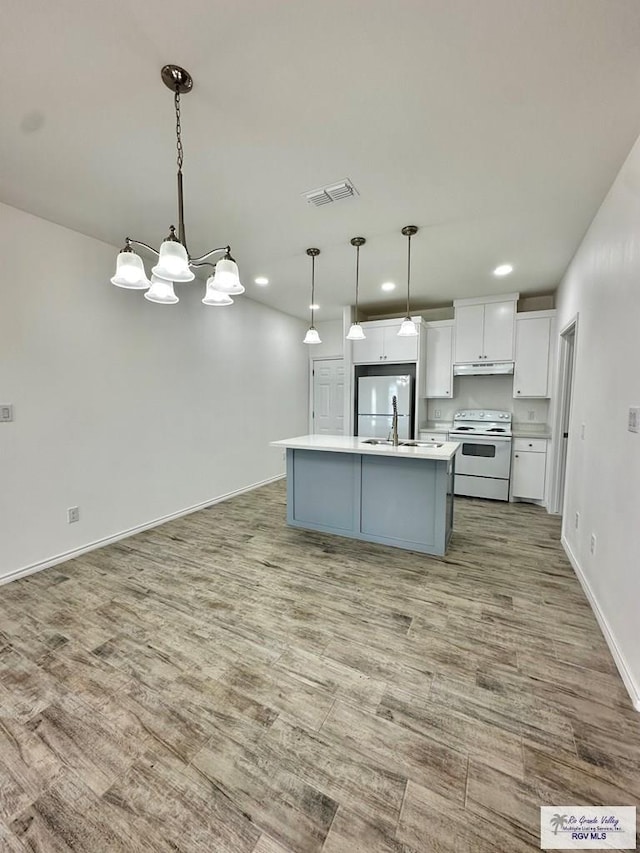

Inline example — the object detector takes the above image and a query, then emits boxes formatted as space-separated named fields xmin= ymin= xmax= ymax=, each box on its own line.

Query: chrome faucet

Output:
xmin=391 ymin=395 xmax=399 ymax=446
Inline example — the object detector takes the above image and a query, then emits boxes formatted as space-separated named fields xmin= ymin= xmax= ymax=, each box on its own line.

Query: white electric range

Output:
xmin=448 ymin=410 xmax=512 ymax=501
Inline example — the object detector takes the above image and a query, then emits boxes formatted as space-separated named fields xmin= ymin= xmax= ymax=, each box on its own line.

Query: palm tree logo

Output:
xmin=550 ymin=814 xmax=568 ymax=835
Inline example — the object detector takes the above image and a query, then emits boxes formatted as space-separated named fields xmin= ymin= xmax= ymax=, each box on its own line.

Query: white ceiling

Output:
xmin=3 ymin=0 xmax=640 ymax=320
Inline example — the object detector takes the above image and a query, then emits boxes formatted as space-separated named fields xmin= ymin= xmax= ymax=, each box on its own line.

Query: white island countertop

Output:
xmin=271 ymin=434 xmax=460 ymax=461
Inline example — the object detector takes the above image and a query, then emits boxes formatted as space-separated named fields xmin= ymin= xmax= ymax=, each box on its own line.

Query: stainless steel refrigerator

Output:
xmin=357 ymin=375 xmax=412 ymax=439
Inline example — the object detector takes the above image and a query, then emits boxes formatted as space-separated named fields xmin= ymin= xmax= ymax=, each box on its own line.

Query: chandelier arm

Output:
xmin=189 ymin=245 xmax=231 ymax=264
xmin=190 ymin=261 xmax=217 ymax=270
xmin=127 ymin=238 xmax=160 ymax=257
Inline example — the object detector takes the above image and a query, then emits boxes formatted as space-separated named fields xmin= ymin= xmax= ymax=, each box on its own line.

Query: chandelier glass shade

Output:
xmin=303 ymin=248 xmax=322 ymax=345
xmin=110 ymin=251 xmax=150 ymax=289
xmin=202 ymin=277 xmax=234 ymax=306
xmin=144 ymin=274 xmax=179 ymax=305
xmin=111 ymin=65 xmax=241 ymax=307
xmin=398 ymin=225 xmax=419 ymax=337
xmin=210 ymin=257 xmax=245 ymax=294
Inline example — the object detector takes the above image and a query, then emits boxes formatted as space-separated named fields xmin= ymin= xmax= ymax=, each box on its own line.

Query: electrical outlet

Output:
xmin=67 ymin=506 xmax=80 ymax=524
xmin=629 ymin=407 xmax=640 ymax=433
xmin=0 ymin=404 xmax=13 ymax=422
xmin=575 ymin=512 xmax=579 ymax=530
xmin=581 ymin=423 xmax=586 ymax=440
xmin=590 ymin=533 xmax=596 ymax=555
xmin=434 ymin=409 xmax=442 ymax=419
xmin=528 ymin=410 xmax=535 ymax=421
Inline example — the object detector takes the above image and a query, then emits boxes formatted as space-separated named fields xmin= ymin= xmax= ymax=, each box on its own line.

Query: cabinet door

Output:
xmin=425 ymin=325 xmax=453 ymax=398
xmin=514 ymin=316 xmax=551 ymax=398
xmin=511 ymin=450 xmax=546 ymax=500
xmin=351 ymin=325 xmax=386 ymax=363
xmin=483 ymin=300 xmax=515 ymax=361
xmin=454 ymin=304 xmax=484 ymax=362
xmin=383 ymin=322 xmax=419 ymax=362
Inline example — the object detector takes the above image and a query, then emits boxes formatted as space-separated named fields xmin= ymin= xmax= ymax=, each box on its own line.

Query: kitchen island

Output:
xmin=270 ymin=435 xmax=459 ymax=556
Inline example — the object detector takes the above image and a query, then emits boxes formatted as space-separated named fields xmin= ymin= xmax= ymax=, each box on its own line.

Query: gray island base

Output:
xmin=270 ymin=435 xmax=459 ymax=556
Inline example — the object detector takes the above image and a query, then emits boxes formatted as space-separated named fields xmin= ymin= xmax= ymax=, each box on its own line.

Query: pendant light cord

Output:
xmin=355 ymin=244 xmax=360 ymax=323
xmin=406 ymin=232 xmax=412 ymax=320
xmin=310 ymin=254 xmax=315 ymax=328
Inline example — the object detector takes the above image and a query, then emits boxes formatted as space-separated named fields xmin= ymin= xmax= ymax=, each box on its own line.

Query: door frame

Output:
xmin=549 ymin=314 xmax=578 ymax=518
xmin=309 ymin=356 xmax=345 ymax=434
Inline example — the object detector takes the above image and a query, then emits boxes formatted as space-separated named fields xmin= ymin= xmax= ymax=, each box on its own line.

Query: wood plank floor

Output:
xmin=1 ymin=481 xmax=639 ymax=852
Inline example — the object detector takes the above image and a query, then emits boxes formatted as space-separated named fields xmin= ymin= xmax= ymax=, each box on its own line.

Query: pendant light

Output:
xmin=303 ymin=248 xmax=322 ymax=344
xmin=398 ymin=225 xmax=419 ymax=337
xmin=111 ymin=65 xmax=244 ymax=306
xmin=346 ymin=237 xmax=366 ymax=341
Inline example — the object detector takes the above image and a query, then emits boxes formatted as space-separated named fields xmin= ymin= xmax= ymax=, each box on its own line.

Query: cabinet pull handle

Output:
xmin=515 ymin=454 xmax=519 ymax=458
xmin=517 ymin=390 xmax=521 ymax=394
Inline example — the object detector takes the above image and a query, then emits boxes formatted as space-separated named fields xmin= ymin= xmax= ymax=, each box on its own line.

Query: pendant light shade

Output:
xmin=144 ymin=274 xmax=179 ymax=304
xmin=398 ymin=225 xmax=418 ymax=337
xmin=303 ymin=327 xmax=322 ymax=344
xmin=152 ymin=238 xmax=194 ymax=282
xmin=397 ymin=318 xmax=418 ymax=337
xmin=346 ymin=236 xmax=367 ymax=341
xmin=210 ymin=257 xmax=245 ymax=294
xmin=202 ymin=277 xmax=234 ymax=306
xmin=111 ymin=250 xmax=150 ymax=289
xmin=303 ymin=248 xmax=322 ymax=345
xmin=346 ymin=323 xmax=366 ymax=340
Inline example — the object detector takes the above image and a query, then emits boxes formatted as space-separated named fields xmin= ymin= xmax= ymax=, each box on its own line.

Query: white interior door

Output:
xmin=557 ymin=326 xmax=575 ymax=513
xmin=312 ymin=359 xmax=345 ymax=434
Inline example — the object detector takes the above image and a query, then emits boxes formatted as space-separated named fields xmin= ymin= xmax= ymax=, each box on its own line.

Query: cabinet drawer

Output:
xmin=419 ymin=432 xmax=448 ymax=442
xmin=513 ymin=437 xmax=546 ymax=453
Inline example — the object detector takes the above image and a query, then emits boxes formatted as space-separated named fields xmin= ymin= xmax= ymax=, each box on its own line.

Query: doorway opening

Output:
xmin=551 ymin=316 xmax=577 ymax=519
xmin=310 ymin=358 xmax=345 ymax=434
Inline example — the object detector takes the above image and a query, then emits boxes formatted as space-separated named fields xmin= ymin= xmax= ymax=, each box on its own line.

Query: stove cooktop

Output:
xmin=449 ymin=409 xmax=513 ymax=437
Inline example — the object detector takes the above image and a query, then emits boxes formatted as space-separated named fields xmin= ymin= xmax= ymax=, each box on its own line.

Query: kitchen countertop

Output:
xmin=512 ymin=424 xmax=552 ymax=439
xmin=271 ymin=434 xmax=459 ymax=461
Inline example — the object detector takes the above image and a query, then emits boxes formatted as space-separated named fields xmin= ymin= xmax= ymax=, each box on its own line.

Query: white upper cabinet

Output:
xmin=453 ymin=294 xmax=518 ymax=363
xmin=513 ymin=311 xmax=555 ymax=398
xmin=351 ymin=318 xmax=420 ymax=364
xmin=425 ymin=321 xmax=454 ymax=398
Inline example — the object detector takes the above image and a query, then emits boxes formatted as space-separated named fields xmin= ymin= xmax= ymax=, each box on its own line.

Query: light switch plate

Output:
xmin=0 ymin=404 xmax=13 ymax=422
xmin=629 ymin=407 xmax=640 ymax=433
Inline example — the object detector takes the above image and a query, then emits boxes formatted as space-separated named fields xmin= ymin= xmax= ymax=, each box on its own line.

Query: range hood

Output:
xmin=453 ymin=362 xmax=514 ymax=376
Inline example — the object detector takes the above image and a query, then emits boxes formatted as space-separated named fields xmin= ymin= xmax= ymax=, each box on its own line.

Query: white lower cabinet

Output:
xmin=511 ymin=438 xmax=547 ymax=501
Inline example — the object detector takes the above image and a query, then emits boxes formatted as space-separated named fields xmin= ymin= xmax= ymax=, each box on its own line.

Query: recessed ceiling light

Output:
xmin=309 ymin=303 xmax=319 ymax=311
xmin=493 ymin=264 xmax=513 ymax=277
xmin=254 ymin=276 xmax=269 ymax=286
xmin=381 ymin=282 xmax=396 ymax=291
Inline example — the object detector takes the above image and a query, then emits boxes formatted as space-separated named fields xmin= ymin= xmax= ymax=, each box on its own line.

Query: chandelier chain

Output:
xmin=175 ymin=90 xmax=184 ymax=173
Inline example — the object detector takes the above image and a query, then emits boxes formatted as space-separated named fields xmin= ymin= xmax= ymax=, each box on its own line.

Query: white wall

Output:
xmin=426 ymin=375 xmax=550 ymax=426
xmin=554 ymin=136 xmax=640 ymax=708
xmin=309 ymin=319 xmax=344 ymax=359
xmin=0 ymin=203 xmax=308 ymax=581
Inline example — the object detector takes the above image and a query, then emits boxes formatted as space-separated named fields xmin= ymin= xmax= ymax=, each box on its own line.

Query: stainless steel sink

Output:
xmin=360 ymin=439 xmax=444 ymax=448
xmin=400 ymin=441 xmax=444 ymax=448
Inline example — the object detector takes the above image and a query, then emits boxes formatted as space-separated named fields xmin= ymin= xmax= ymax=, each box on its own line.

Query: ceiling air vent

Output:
xmin=302 ymin=178 xmax=359 ymax=207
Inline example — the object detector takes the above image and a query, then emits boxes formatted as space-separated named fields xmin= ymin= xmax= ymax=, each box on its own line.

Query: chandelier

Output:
xmin=110 ymin=65 xmax=243 ymax=306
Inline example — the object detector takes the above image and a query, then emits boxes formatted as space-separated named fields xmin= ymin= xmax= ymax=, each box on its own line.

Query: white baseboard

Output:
xmin=562 ymin=535 xmax=640 ymax=712
xmin=1 ymin=473 xmax=285 ymax=587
